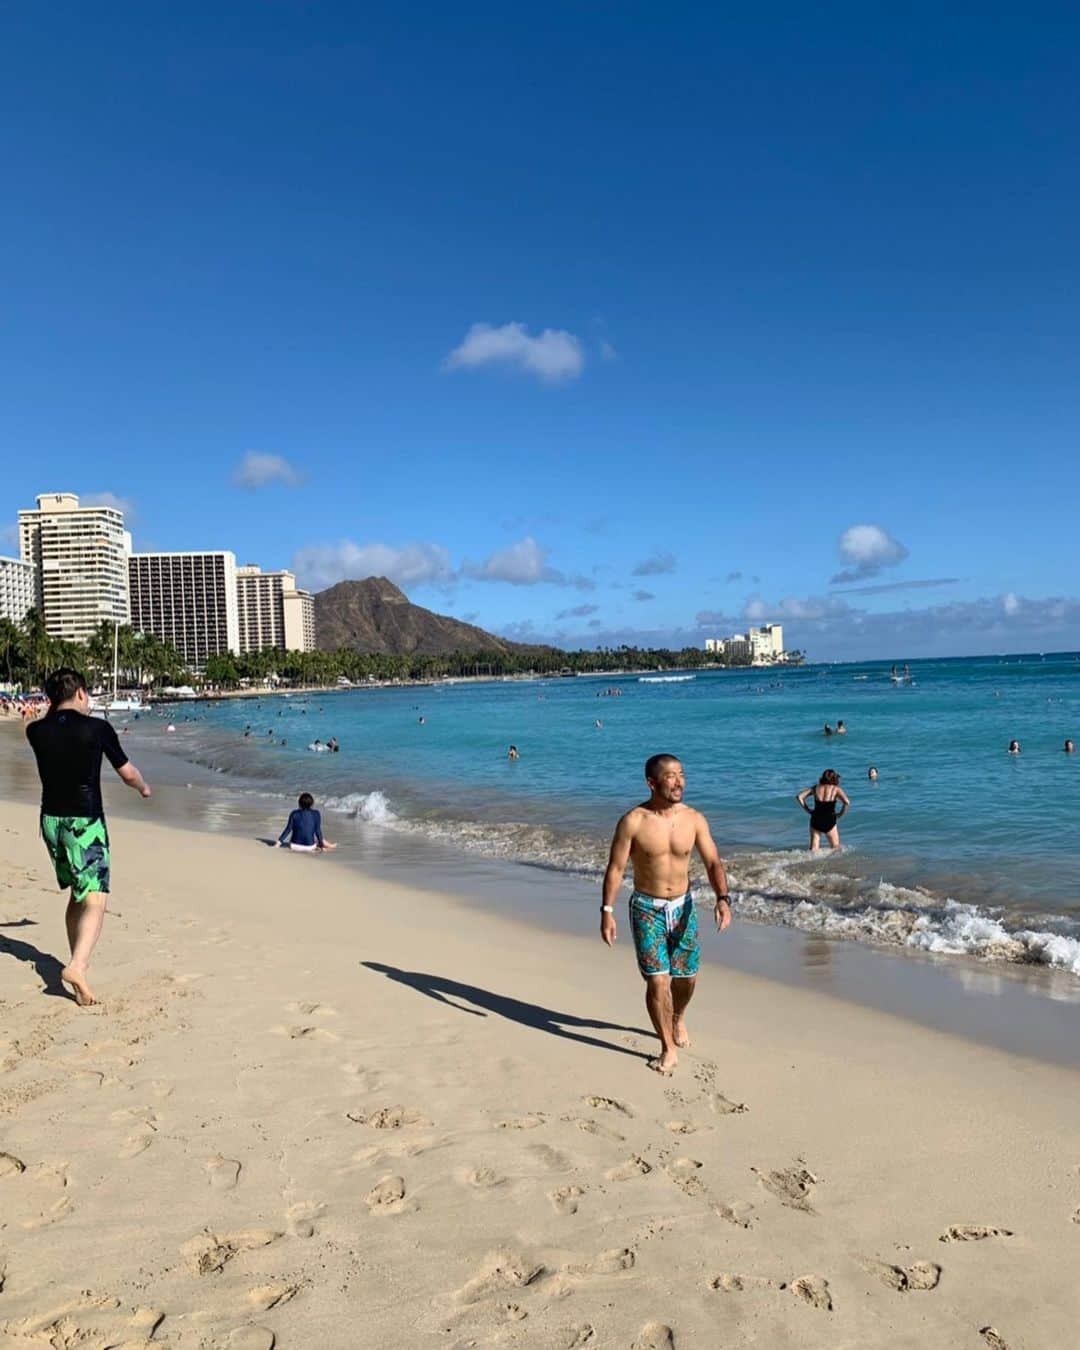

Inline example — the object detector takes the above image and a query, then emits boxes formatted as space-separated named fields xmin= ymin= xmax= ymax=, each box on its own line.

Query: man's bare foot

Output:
xmin=61 ymin=965 xmax=95 ymax=1007
xmin=672 ymin=1019 xmax=691 ymax=1048
xmin=647 ymin=1049 xmax=678 ymax=1075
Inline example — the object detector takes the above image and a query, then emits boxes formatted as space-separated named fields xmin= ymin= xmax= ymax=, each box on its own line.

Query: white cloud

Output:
xmin=744 ymin=593 xmax=851 ymax=623
xmin=291 ymin=540 xmax=454 ymax=592
xmin=632 ymin=551 xmax=676 ymax=577
xmin=1002 ymin=591 xmax=1021 ymax=616
xmin=463 ymin=536 xmax=593 ymax=590
xmin=555 ymin=603 xmax=600 ymax=621
xmin=83 ymin=491 xmax=136 ymax=520
xmin=831 ymin=523 xmax=909 ymax=584
xmin=234 ymin=451 xmax=304 ymax=489
xmin=445 ymin=322 xmax=585 ymax=383
xmin=600 ymin=340 xmax=618 ymax=361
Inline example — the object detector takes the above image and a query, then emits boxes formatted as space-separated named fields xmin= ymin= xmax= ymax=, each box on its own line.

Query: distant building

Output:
xmin=18 ymin=493 xmax=130 ymax=642
xmin=704 ymin=622 xmax=787 ymax=666
xmin=0 ymin=555 xmax=36 ymax=624
xmin=236 ymin=565 xmax=316 ymax=653
xmin=129 ymin=551 xmax=240 ymax=669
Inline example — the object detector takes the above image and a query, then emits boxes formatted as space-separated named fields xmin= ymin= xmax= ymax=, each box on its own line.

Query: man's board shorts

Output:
xmin=40 ymin=814 xmax=111 ymax=902
xmin=628 ymin=889 xmax=700 ymax=979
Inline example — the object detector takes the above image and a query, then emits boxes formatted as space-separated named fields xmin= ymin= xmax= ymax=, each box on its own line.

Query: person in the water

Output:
xmin=796 ymin=769 xmax=850 ymax=851
xmin=1064 ymin=740 xmax=1075 ymax=754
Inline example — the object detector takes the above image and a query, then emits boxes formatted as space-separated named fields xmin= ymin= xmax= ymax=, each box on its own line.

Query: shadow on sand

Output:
xmin=0 ymin=927 xmax=69 ymax=1000
xmin=361 ymin=961 xmax=652 ymax=1061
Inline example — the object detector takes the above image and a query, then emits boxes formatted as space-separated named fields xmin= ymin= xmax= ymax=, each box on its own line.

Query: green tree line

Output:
xmin=2 ymin=609 xmax=801 ymax=694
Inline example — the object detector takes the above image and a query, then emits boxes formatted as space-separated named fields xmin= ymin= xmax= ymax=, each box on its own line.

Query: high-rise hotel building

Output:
xmin=18 ymin=493 xmax=130 ymax=642
xmin=128 ymin=551 xmax=241 ymax=669
xmin=235 ymin=565 xmax=316 ymax=653
xmin=0 ymin=555 xmax=36 ymax=624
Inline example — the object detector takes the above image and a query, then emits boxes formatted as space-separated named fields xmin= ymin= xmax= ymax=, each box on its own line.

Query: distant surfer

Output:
xmin=796 ymin=769 xmax=849 ymax=851
xmin=601 ymin=754 xmax=732 ymax=1076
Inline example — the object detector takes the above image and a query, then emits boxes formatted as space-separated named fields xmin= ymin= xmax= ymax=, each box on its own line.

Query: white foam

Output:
xmin=638 ymin=674 xmax=696 ymax=683
xmin=327 ymin=790 xmax=397 ymax=825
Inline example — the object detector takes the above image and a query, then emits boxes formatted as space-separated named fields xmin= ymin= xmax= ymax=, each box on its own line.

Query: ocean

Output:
xmin=129 ymin=653 xmax=1080 ymax=979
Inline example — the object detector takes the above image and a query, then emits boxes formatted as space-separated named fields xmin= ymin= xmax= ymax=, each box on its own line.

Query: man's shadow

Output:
xmin=0 ymin=924 xmax=68 ymax=999
xmin=361 ymin=962 xmax=652 ymax=1061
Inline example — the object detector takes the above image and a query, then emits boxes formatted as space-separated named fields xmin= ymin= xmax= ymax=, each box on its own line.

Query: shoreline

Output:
xmin=1 ymin=762 xmax=1078 ymax=1345
xmin=3 ymin=718 xmax=1078 ymax=1070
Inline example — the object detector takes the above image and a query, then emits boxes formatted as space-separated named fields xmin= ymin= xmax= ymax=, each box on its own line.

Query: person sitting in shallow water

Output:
xmin=278 ymin=792 xmax=336 ymax=852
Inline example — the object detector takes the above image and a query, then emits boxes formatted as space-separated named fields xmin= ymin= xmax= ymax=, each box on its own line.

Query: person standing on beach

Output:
xmin=601 ymin=754 xmax=732 ymax=1076
xmin=25 ymin=668 xmax=152 ymax=1006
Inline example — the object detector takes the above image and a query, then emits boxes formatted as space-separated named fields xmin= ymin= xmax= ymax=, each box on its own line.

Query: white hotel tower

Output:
xmin=18 ymin=493 xmax=131 ymax=643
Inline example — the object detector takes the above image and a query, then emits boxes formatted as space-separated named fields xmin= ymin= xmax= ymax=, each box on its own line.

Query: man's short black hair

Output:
xmin=44 ymin=668 xmax=87 ymax=706
xmin=298 ymin=792 xmax=314 ymax=810
xmin=644 ymin=753 xmax=680 ymax=782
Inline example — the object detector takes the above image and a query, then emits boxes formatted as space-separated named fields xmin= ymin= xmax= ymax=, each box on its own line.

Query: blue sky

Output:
xmin=2 ymin=2 xmax=1078 ymax=659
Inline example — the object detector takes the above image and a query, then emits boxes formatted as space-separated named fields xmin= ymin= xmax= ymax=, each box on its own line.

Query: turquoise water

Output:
xmin=137 ymin=653 xmax=1080 ymax=976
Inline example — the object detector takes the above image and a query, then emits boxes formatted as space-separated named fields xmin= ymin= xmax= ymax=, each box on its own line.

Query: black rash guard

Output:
xmin=26 ymin=709 xmax=129 ymax=817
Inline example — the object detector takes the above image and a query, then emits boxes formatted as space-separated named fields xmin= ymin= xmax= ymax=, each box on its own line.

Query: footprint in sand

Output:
xmin=286 ymin=1200 xmax=325 ymax=1237
xmin=453 ymin=1249 xmax=545 ymax=1305
xmin=0 ymin=1151 xmax=26 ymax=1178
xmin=563 ymin=1116 xmax=625 ymax=1143
xmin=247 ymin=1282 xmax=300 ymax=1311
xmin=550 ymin=1325 xmax=595 ymax=1348
xmin=205 ymin=1155 xmax=242 ymax=1190
xmin=665 ymin=1120 xmax=699 ymax=1135
xmin=285 ymin=1000 xmax=336 ymax=1016
xmin=497 ymin=1113 xmax=547 ymax=1130
xmin=550 ymin=1185 xmax=586 ymax=1215
xmin=119 ymin=1124 xmax=156 ymax=1158
xmin=857 ymin=1255 xmax=941 ymax=1292
xmin=606 ymin=1155 xmax=652 ymax=1182
xmin=940 ymin=1224 xmax=1014 ymax=1243
xmin=181 ymin=1228 xmax=281 ymax=1276
xmin=19 ymin=1163 xmax=72 ymax=1230
xmin=752 ymin=1164 xmax=819 ymax=1214
xmin=364 ymin=1175 xmax=407 ymax=1214
xmin=565 ymin=1247 xmax=635 ymax=1277
xmin=1072 ymin=1207 xmax=1080 ymax=1225
xmin=708 ymin=1092 xmax=748 ymax=1115
xmin=346 ymin=1105 xmax=432 ymax=1129
xmin=527 ymin=1143 xmax=573 ymax=1173
xmin=791 ymin=1276 xmax=833 ymax=1311
xmin=632 ymin=1323 xmax=675 ymax=1350
xmin=457 ymin=1166 xmax=508 ymax=1191
xmin=582 ymin=1095 xmax=634 ymax=1116
xmin=710 ymin=1200 xmax=755 ymax=1229
xmin=666 ymin=1157 xmax=705 ymax=1198
xmin=227 ymin=1328 xmax=276 ymax=1350
xmin=980 ymin=1329 xmax=1011 ymax=1350
xmin=710 ymin=1272 xmax=785 ymax=1292
xmin=277 ymin=1024 xmax=339 ymax=1042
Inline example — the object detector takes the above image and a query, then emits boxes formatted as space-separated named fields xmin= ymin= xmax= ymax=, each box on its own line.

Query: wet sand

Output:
xmin=2 ymin=731 xmax=1079 ymax=1347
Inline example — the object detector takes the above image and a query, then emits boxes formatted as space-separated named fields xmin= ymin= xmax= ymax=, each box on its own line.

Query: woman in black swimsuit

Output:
xmin=796 ymin=769 xmax=850 ymax=852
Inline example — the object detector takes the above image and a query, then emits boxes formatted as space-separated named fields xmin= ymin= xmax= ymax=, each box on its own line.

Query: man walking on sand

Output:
xmin=601 ymin=754 xmax=731 ymax=1075
xmin=26 ymin=668 xmax=151 ymax=1006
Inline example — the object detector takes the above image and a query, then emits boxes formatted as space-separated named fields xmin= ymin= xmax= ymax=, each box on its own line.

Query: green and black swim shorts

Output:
xmin=40 ymin=814 xmax=111 ymax=902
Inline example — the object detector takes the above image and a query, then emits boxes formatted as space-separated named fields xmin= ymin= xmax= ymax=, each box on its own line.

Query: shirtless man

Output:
xmin=26 ymin=668 xmax=151 ymax=1006
xmin=601 ymin=754 xmax=731 ymax=1074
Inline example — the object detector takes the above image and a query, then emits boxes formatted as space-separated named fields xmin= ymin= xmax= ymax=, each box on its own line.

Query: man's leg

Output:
xmin=644 ymin=974 xmax=679 ymax=1074
xmin=62 ymin=894 xmax=107 ymax=1006
xmin=671 ymin=976 xmax=696 ymax=1047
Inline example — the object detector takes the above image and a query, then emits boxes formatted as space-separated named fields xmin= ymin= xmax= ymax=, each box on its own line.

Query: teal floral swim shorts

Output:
xmin=628 ymin=890 xmax=700 ymax=979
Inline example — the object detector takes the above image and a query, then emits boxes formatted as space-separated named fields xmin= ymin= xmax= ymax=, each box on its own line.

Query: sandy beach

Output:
xmin=2 ymin=776 xmax=1079 ymax=1350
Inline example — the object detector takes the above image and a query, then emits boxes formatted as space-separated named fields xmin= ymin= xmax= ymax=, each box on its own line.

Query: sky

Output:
xmin=2 ymin=1 xmax=1079 ymax=661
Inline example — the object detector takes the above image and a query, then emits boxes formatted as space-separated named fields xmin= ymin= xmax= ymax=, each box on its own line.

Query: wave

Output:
xmin=322 ymin=789 xmax=1080 ymax=978
xmin=638 ymin=674 xmax=696 ymax=683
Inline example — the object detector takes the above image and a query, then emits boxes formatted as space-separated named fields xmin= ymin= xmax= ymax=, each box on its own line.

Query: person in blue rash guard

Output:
xmin=278 ymin=793 xmax=336 ymax=852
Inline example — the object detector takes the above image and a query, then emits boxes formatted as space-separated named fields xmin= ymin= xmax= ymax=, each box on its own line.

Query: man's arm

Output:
xmin=695 ymin=812 xmax=732 ymax=932
xmin=600 ymin=812 xmax=635 ymax=947
xmin=116 ymin=761 xmax=152 ymax=799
